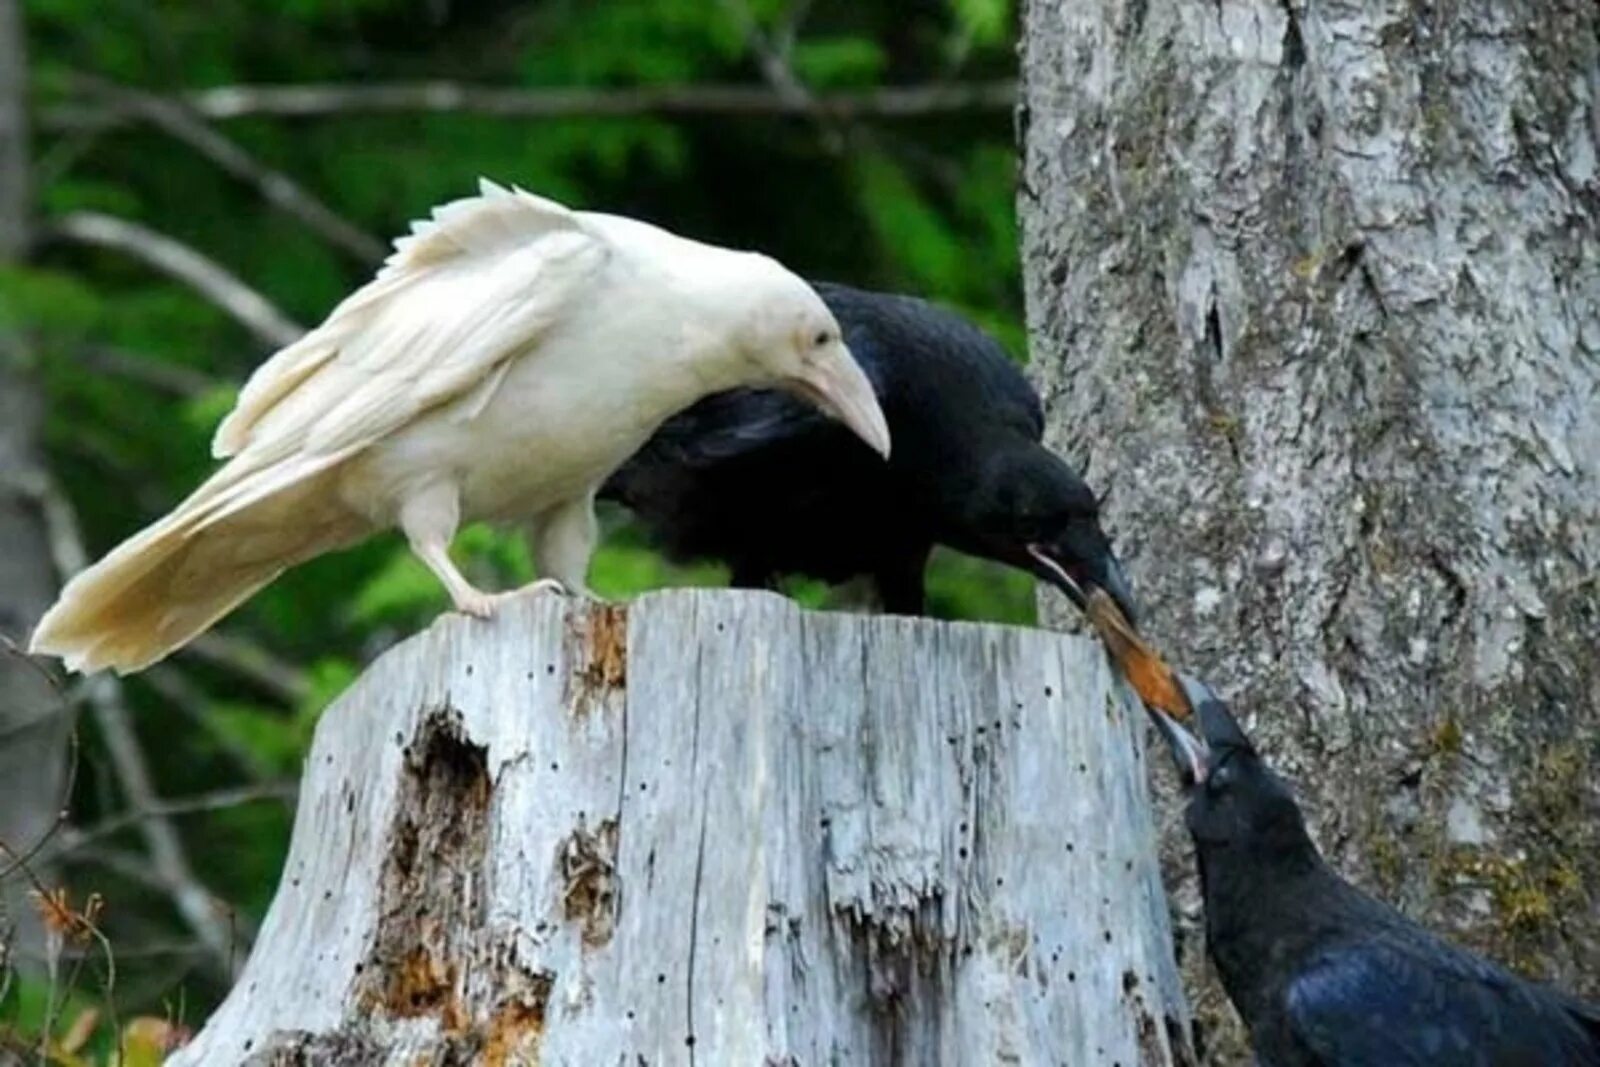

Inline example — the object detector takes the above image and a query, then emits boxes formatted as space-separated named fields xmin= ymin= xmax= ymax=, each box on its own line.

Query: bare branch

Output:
xmin=63 ymin=844 xmax=170 ymax=893
xmin=89 ymin=678 xmax=238 ymax=977
xmin=718 ymin=1 xmax=815 ymax=109
xmin=0 ymin=649 xmax=76 ymax=886
xmin=17 ymin=936 xmax=209 ymax=962
xmin=66 ymin=843 xmax=259 ymax=952
xmin=770 ymin=0 xmax=815 ymax=60
xmin=716 ymin=0 xmax=843 ymax=152
xmin=48 ymin=782 xmax=297 ymax=859
xmin=41 ymin=79 xmax=1017 ymax=127
xmin=33 ymin=473 xmax=243 ymax=978
xmin=72 ymin=76 xmax=384 ymax=264
xmin=50 ymin=212 xmax=304 ymax=349
xmin=76 ymin=345 xmax=222 ymax=398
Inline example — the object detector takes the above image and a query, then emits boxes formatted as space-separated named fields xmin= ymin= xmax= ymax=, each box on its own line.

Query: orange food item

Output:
xmin=1084 ymin=589 xmax=1191 ymax=719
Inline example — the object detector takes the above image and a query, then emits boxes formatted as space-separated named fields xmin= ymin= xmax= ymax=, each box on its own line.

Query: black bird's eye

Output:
xmin=813 ymin=330 xmax=831 ymax=347
xmin=1206 ymin=756 xmax=1236 ymax=793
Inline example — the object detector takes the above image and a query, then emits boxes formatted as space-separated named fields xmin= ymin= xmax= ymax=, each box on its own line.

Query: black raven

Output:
xmin=602 ymin=281 xmax=1135 ymax=620
xmin=1148 ymin=677 xmax=1600 ymax=1066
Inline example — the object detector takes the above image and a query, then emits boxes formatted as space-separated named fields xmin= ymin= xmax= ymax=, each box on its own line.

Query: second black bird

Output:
xmin=602 ymin=282 xmax=1135 ymax=620
xmin=1148 ymin=678 xmax=1600 ymax=1066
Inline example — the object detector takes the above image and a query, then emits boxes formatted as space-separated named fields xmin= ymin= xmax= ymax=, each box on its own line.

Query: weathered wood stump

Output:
xmin=173 ymin=589 xmax=1192 ymax=1065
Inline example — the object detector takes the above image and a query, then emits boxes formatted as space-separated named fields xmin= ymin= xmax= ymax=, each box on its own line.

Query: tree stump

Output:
xmin=172 ymin=589 xmax=1191 ymax=1066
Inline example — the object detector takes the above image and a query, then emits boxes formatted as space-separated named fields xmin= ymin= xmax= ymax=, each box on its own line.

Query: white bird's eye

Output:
xmin=812 ymin=330 xmax=831 ymax=348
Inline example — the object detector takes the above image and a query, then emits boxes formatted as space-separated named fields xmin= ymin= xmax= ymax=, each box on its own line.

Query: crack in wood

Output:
xmin=685 ymin=805 xmax=710 ymax=1067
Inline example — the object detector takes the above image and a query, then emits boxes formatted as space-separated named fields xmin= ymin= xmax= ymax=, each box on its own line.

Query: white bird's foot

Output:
xmin=452 ymin=588 xmax=508 ymax=619
xmin=452 ymin=578 xmax=581 ymax=619
xmin=452 ymin=580 xmax=572 ymax=619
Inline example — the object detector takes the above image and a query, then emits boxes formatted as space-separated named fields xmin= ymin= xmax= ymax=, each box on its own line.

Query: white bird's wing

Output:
xmin=208 ymin=179 xmax=608 ymax=480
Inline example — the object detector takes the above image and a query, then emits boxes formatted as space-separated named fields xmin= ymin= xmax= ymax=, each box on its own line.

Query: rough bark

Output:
xmin=0 ymin=0 xmax=70 ymax=958
xmin=1020 ymin=0 xmax=1600 ymax=1057
xmin=173 ymin=589 xmax=1193 ymax=1065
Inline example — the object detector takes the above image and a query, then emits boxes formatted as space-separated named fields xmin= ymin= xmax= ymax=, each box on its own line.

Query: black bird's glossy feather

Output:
xmin=1281 ymin=939 xmax=1600 ymax=1065
xmin=603 ymin=282 xmax=1125 ymax=616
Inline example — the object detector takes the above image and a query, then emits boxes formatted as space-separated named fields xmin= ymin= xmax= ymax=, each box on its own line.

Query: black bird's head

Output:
xmin=960 ymin=444 xmax=1138 ymax=626
xmin=1149 ymin=675 xmax=1314 ymax=856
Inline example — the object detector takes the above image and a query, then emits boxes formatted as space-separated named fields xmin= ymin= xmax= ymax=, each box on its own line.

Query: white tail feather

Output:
xmin=30 ymin=460 xmax=366 ymax=674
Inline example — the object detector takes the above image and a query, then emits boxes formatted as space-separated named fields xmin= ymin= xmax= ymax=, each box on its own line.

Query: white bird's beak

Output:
xmin=784 ymin=346 xmax=892 ymax=459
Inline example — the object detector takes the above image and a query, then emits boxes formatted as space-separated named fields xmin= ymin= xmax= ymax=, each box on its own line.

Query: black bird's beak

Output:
xmin=1179 ymin=672 xmax=1255 ymax=753
xmin=1149 ymin=705 xmax=1210 ymax=787
xmin=1026 ymin=543 xmax=1140 ymax=629
xmin=1147 ymin=673 xmax=1252 ymax=788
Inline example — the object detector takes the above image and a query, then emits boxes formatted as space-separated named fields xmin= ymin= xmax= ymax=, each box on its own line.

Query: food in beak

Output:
xmin=1082 ymin=587 xmax=1191 ymax=720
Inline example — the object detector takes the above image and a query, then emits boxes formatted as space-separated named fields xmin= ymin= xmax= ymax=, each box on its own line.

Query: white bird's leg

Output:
xmin=530 ymin=492 xmax=599 ymax=598
xmin=398 ymin=482 xmax=501 ymax=619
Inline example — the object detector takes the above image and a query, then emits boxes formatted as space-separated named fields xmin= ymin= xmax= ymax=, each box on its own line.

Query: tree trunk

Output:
xmin=172 ymin=590 xmax=1193 ymax=1066
xmin=0 ymin=0 xmax=70 ymax=961
xmin=1020 ymin=0 xmax=1600 ymax=1057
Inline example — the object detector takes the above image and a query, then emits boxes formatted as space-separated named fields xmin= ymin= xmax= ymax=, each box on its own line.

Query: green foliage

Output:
xmin=951 ymin=0 xmax=1013 ymax=47
xmin=0 ymin=265 xmax=100 ymax=338
xmin=7 ymin=0 xmax=1025 ymax=1042
xmin=792 ymin=37 xmax=887 ymax=86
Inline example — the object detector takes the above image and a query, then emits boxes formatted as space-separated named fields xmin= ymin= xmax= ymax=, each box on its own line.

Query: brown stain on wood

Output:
xmin=482 ymin=982 xmax=552 ymax=1067
xmin=342 ymin=709 xmax=554 ymax=1062
xmin=559 ymin=816 xmax=619 ymax=948
xmin=389 ymin=941 xmax=465 ymax=1032
xmin=564 ymin=602 xmax=627 ymax=715
xmin=360 ymin=710 xmax=489 ymax=1033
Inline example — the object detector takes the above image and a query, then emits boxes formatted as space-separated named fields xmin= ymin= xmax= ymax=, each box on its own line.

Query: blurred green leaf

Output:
xmin=792 ymin=37 xmax=886 ymax=87
xmin=0 ymin=265 xmax=102 ymax=335
xmin=856 ymin=153 xmax=966 ymax=295
xmin=348 ymin=547 xmax=446 ymax=628
xmin=206 ymin=700 xmax=302 ymax=775
xmin=950 ymin=0 xmax=1011 ymax=46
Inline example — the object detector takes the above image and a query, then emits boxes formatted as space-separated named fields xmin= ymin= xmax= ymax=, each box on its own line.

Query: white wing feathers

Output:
xmin=210 ymin=178 xmax=605 ymax=467
xmin=380 ymin=178 xmax=586 ymax=276
xmin=30 ymin=180 xmax=629 ymax=674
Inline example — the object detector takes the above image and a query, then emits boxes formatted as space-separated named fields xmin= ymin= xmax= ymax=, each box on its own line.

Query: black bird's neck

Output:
xmin=1198 ymin=839 xmax=1354 ymax=1023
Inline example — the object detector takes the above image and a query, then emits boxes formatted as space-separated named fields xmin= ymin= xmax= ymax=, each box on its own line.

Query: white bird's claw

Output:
xmin=453 ymin=590 xmax=504 ymax=619
xmin=453 ymin=579 xmax=570 ymax=619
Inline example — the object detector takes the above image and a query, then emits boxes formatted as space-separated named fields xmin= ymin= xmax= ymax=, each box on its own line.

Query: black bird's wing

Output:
xmin=600 ymin=335 xmax=893 ymax=580
xmin=1284 ymin=941 xmax=1600 ymax=1066
xmin=630 ymin=378 xmax=877 ymax=471
xmin=602 ymin=281 xmax=1050 ymax=603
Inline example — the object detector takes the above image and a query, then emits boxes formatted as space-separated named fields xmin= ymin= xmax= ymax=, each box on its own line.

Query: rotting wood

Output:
xmin=172 ymin=588 xmax=1193 ymax=1065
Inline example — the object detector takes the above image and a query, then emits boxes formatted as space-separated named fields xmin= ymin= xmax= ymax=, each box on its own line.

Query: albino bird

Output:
xmin=32 ymin=179 xmax=891 ymax=675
